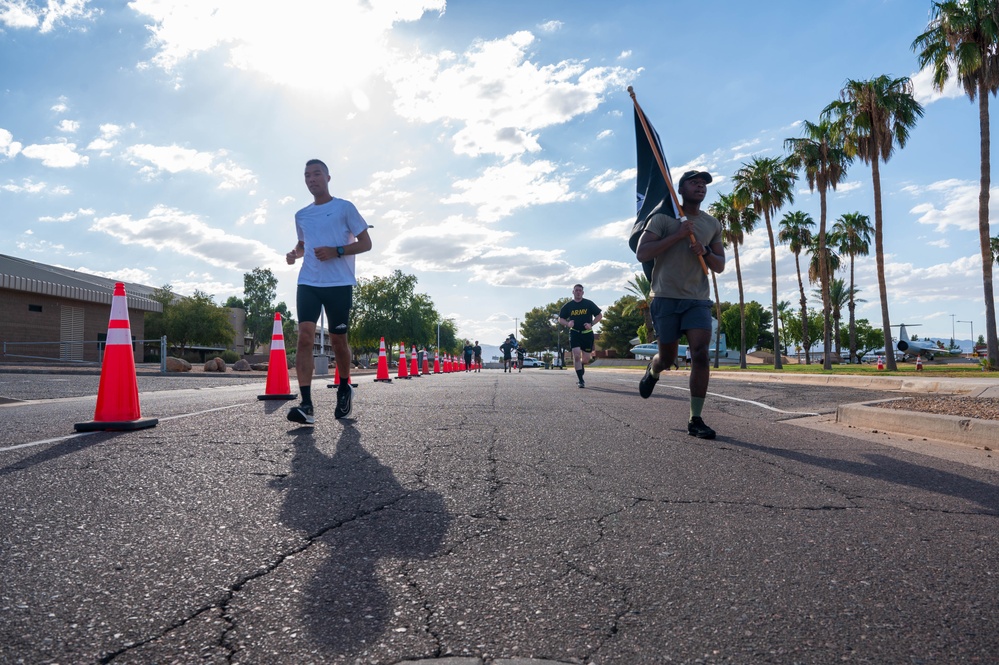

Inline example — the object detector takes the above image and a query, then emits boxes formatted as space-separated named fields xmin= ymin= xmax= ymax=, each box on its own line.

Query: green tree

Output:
xmin=352 ymin=270 xmax=439 ymax=361
xmin=824 ymin=74 xmax=924 ymax=371
xmin=241 ymin=268 xmax=278 ymax=354
xmin=721 ymin=300 xmax=762 ymax=356
xmin=167 ymin=290 xmax=236 ymax=354
xmin=599 ymin=296 xmax=644 ymax=357
xmin=521 ymin=302 xmax=561 ymax=353
xmin=144 ymin=285 xmax=177 ymax=343
xmin=832 ymin=211 xmax=873 ymax=363
xmin=622 ymin=274 xmax=654 ymax=342
xmin=709 ymin=192 xmax=758 ymax=368
xmin=843 ymin=318 xmax=885 ymax=362
xmin=777 ymin=210 xmax=816 ymax=364
xmin=733 ymin=156 xmax=797 ymax=369
xmin=785 ymin=118 xmax=852 ymax=369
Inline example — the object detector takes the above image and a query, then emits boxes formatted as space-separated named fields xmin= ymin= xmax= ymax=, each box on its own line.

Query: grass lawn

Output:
xmin=603 ymin=359 xmax=993 ymax=378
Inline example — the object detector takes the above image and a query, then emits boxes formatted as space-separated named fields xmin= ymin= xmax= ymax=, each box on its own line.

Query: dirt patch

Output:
xmin=870 ymin=396 xmax=999 ymax=421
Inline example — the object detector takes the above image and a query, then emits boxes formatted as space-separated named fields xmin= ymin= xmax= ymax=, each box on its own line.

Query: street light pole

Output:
xmin=951 ymin=314 xmax=955 ymax=345
xmin=958 ymin=320 xmax=973 ymax=353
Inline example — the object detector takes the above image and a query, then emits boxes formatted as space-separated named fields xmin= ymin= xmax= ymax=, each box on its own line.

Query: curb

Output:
xmin=707 ymin=370 xmax=999 ymax=396
xmin=836 ymin=400 xmax=999 ymax=448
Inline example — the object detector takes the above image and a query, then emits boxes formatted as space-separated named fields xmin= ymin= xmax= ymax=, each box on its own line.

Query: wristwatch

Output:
xmin=336 ymin=246 xmax=345 ymax=257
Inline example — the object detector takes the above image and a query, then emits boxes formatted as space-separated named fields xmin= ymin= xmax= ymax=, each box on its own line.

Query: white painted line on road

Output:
xmin=657 ymin=384 xmax=820 ymax=416
xmin=0 ymin=404 xmax=247 ymax=453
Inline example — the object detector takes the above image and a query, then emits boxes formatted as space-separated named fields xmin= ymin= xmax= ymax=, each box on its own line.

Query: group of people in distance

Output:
xmin=284 ymin=159 xmax=724 ymax=439
xmin=462 ymin=340 xmax=482 ymax=373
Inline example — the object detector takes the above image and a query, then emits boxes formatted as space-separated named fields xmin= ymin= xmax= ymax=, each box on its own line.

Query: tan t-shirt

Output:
xmin=645 ymin=209 xmax=723 ymax=300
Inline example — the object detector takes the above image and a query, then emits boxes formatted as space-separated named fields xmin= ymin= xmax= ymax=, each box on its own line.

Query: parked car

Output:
xmin=520 ymin=357 xmax=544 ymax=368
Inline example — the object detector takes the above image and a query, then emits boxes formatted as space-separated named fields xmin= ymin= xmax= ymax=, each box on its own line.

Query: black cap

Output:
xmin=678 ymin=170 xmax=712 ymax=189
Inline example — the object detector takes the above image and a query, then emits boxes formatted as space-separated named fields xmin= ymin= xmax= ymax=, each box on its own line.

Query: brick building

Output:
xmin=0 ymin=254 xmax=162 ymax=364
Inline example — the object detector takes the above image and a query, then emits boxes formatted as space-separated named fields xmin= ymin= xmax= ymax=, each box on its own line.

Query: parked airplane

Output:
xmin=894 ymin=323 xmax=962 ymax=361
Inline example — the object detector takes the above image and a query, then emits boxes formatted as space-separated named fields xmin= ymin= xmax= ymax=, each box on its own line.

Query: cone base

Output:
xmin=74 ymin=417 xmax=159 ymax=432
xmin=373 ymin=378 xmax=393 ymax=382
xmin=257 ymin=393 xmax=297 ymax=401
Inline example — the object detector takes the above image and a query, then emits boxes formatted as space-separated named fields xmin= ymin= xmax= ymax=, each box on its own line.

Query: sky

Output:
xmin=1 ymin=0 xmax=994 ymax=351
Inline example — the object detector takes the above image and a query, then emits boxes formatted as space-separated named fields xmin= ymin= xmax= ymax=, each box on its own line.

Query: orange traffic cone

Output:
xmin=877 ymin=355 xmax=885 ymax=370
xmin=410 ymin=345 xmax=420 ymax=377
xmin=397 ymin=343 xmax=411 ymax=379
xmin=327 ymin=363 xmax=358 ymax=389
xmin=258 ymin=312 xmax=297 ymax=400
xmin=374 ymin=337 xmax=392 ymax=382
xmin=422 ymin=348 xmax=431 ymax=375
xmin=434 ymin=350 xmax=441 ymax=374
xmin=75 ymin=282 xmax=158 ymax=431
xmin=916 ymin=356 xmax=923 ymax=371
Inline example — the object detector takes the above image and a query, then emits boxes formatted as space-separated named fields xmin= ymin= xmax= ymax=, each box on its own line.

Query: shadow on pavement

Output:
xmin=273 ymin=423 xmax=451 ymax=655
xmin=726 ymin=437 xmax=999 ymax=515
xmin=0 ymin=434 xmax=105 ymax=476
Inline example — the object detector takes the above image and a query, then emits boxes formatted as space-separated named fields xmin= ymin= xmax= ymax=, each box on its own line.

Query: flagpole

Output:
xmin=628 ymin=86 xmax=708 ymax=275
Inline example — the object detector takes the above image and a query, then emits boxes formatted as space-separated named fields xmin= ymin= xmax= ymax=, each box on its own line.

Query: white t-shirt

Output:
xmin=294 ymin=197 xmax=369 ymax=287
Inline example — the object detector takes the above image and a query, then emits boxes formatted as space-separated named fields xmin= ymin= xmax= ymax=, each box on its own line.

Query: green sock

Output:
xmin=690 ymin=396 xmax=705 ymax=419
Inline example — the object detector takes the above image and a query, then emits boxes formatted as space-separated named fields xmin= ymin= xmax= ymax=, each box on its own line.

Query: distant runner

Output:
xmin=557 ymin=284 xmax=602 ymax=388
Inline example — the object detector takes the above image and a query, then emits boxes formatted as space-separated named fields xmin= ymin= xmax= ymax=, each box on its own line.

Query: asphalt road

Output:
xmin=1 ymin=368 xmax=997 ymax=664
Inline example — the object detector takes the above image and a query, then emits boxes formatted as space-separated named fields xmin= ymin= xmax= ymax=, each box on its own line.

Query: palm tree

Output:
xmin=914 ymin=2 xmax=999 ymax=369
xmin=824 ymin=75 xmax=923 ymax=371
xmin=733 ymin=156 xmax=797 ymax=369
xmin=784 ymin=118 xmax=852 ymax=370
xmin=814 ymin=278 xmax=865 ymax=361
xmin=832 ymin=211 xmax=873 ymax=364
xmin=777 ymin=210 xmax=816 ymax=364
xmin=807 ymin=233 xmax=841 ymax=287
xmin=623 ymin=273 xmax=654 ymax=344
xmin=709 ymin=192 xmax=759 ymax=368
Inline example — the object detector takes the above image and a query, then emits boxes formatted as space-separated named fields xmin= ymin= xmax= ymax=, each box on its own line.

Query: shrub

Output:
xmin=221 ymin=350 xmax=240 ymax=364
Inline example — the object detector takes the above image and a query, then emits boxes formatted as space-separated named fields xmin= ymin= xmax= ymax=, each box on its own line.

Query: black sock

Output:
xmin=301 ymin=385 xmax=312 ymax=407
xmin=576 ymin=368 xmax=584 ymax=380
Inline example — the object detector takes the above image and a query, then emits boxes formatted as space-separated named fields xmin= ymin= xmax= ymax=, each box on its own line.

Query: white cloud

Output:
xmin=128 ymin=0 xmax=445 ymax=93
xmin=57 ymin=119 xmax=79 ymax=133
xmin=50 ymin=96 xmax=69 ymax=113
xmin=2 ymin=179 xmax=69 ymax=194
xmin=20 ymin=141 xmax=88 ymax=167
xmin=90 ymin=205 xmax=280 ymax=271
xmin=906 ymin=178 xmax=995 ymax=232
xmin=538 ymin=20 xmax=562 ymax=32
xmin=0 ymin=128 xmax=23 ymax=158
xmin=590 ymin=218 xmax=633 ymax=240
xmin=596 ymin=129 xmax=613 ymax=140
xmin=588 ymin=167 xmax=634 ymax=194
xmin=123 ymin=143 xmax=256 ymax=189
xmin=0 ymin=0 xmax=95 ymax=31
xmin=443 ymin=158 xmax=576 ymax=222
xmin=39 ymin=207 xmax=94 ymax=222
xmin=86 ymin=123 xmax=124 ymax=152
xmin=387 ymin=30 xmax=636 ymax=157
xmin=911 ymin=63 xmax=964 ymax=105
xmin=236 ymin=200 xmax=268 ymax=226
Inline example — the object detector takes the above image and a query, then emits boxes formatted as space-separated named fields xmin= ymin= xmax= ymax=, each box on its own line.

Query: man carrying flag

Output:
xmin=629 ymin=89 xmax=724 ymax=439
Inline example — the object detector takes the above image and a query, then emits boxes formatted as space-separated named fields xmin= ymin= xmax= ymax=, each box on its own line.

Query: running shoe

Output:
xmin=287 ymin=404 xmax=314 ymax=425
xmin=687 ymin=417 xmax=716 ymax=439
xmin=577 ymin=378 xmax=585 ymax=389
xmin=334 ymin=384 xmax=354 ymax=419
xmin=639 ymin=361 xmax=658 ymax=399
